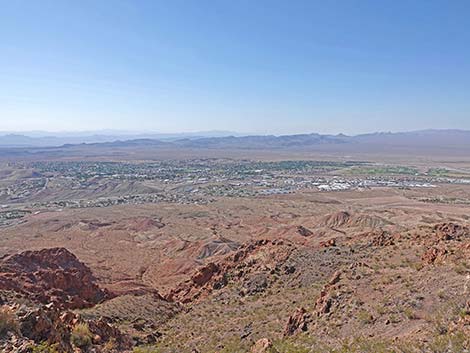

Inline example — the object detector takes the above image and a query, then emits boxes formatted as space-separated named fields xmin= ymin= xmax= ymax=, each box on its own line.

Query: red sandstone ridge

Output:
xmin=165 ymin=239 xmax=293 ymax=303
xmin=0 ymin=247 xmax=108 ymax=309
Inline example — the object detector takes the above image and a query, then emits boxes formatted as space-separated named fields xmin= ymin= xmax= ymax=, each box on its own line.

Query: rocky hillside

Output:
xmin=1 ymin=217 xmax=470 ymax=352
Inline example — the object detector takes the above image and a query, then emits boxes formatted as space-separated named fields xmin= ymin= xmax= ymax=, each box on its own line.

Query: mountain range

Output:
xmin=1 ymin=129 xmax=469 ymax=152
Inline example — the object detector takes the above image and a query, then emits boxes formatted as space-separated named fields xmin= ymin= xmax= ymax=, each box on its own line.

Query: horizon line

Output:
xmin=0 ymin=128 xmax=469 ymax=138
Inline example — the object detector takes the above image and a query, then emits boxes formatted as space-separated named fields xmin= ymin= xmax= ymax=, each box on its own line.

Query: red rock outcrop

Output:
xmin=0 ymin=247 xmax=108 ymax=309
xmin=422 ymin=246 xmax=447 ymax=265
xmin=191 ymin=262 xmax=220 ymax=286
xmin=369 ymin=230 xmax=396 ymax=246
xmin=434 ymin=223 xmax=469 ymax=241
xmin=283 ymin=307 xmax=310 ymax=336
xmin=17 ymin=305 xmax=73 ymax=352
xmin=315 ymin=271 xmax=341 ymax=316
xmin=165 ymin=239 xmax=293 ymax=303
xmin=87 ymin=316 xmax=133 ymax=349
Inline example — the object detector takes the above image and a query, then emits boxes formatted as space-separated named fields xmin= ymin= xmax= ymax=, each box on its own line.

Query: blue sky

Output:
xmin=1 ymin=0 xmax=469 ymax=134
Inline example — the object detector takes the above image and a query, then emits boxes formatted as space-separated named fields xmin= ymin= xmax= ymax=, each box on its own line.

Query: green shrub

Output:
xmin=30 ymin=342 xmax=59 ymax=353
xmin=71 ymin=322 xmax=93 ymax=348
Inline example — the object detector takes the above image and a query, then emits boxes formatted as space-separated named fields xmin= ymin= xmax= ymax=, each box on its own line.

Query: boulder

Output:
xmin=251 ymin=338 xmax=278 ymax=353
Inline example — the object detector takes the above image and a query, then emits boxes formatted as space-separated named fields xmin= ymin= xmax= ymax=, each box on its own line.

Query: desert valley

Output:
xmin=0 ymin=132 xmax=470 ymax=352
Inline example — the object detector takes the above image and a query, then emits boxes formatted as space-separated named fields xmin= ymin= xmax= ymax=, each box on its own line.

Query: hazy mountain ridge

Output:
xmin=354 ymin=129 xmax=470 ymax=146
xmin=1 ymin=129 xmax=470 ymax=151
xmin=173 ymin=133 xmax=349 ymax=149
xmin=0 ymin=131 xmax=247 ymax=147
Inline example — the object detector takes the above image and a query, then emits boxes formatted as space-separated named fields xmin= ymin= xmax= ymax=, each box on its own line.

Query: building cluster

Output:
xmin=0 ymin=160 xmax=467 ymax=214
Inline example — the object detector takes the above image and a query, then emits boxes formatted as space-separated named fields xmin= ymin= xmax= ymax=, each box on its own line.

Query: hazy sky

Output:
xmin=1 ymin=0 xmax=469 ymax=134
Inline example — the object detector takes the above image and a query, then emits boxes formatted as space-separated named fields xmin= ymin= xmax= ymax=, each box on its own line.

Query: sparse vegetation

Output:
xmin=357 ymin=310 xmax=374 ymax=324
xmin=274 ymin=338 xmax=312 ymax=353
xmin=428 ymin=330 xmax=469 ymax=353
xmin=70 ymin=323 xmax=93 ymax=349
xmin=133 ymin=346 xmax=163 ymax=353
xmin=454 ymin=261 xmax=469 ymax=275
xmin=403 ymin=307 xmax=418 ymax=320
xmin=30 ymin=342 xmax=60 ymax=353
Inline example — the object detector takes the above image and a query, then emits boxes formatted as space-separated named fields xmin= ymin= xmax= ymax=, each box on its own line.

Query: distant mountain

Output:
xmin=69 ymin=139 xmax=172 ymax=148
xmin=170 ymin=129 xmax=470 ymax=150
xmin=0 ymin=134 xmax=59 ymax=147
xmin=0 ymin=131 xmax=250 ymax=147
xmin=173 ymin=133 xmax=349 ymax=149
xmin=353 ymin=129 xmax=470 ymax=146
xmin=1 ymin=129 xmax=469 ymax=153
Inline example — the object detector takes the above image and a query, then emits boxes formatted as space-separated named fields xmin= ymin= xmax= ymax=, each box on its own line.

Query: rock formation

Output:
xmin=0 ymin=247 xmax=108 ymax=309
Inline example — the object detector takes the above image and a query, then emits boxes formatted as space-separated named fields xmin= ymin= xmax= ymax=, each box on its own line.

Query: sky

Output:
xmin=1 ymin=0 xmax=469 ymax=135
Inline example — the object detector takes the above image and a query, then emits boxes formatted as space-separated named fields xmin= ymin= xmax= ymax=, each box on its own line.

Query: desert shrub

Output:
xmin=71 ymin=322 xmax=93 ymax=348
xmin=218 ymin=336 xmax=251 ymax=353
xmin=273 ymin=339 xmax=312 ymax=353
xmin=454 ymin=262 xmax=469 ymax=275
xmin=428 ymin=330 xmax=470 ymax=353
xmin=337 ymin=340 xmax=393 ymax=353
xmin=133 ymin=346 xmax=163 ymax=353
xmin=388 ymin=313 xmax=401 ymax=324
xmin=0 ymin=306 xmax=18 ymax=336
xmin=30 ymin=342 xmax=59 ymax=353
xmin=103 ymin=338 xmax=118 ymax=352
xmin=357 ymin=310 xmax=374 ymax=324
xmin=404 ymin=307 xmax=418 ymax=320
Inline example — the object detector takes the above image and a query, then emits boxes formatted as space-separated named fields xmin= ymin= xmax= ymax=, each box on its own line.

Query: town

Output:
xmin=0 ymin=159 xmax=469 ymax=219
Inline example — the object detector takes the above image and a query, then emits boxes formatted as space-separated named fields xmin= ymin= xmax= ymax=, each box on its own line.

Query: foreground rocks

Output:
xmin=0 ymin=302 xmax=132 ymax=353
xmin=0 ymin=247 xmax=133 ymax=352
xmin=2 ymin=218 xmax=470 ymax=352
